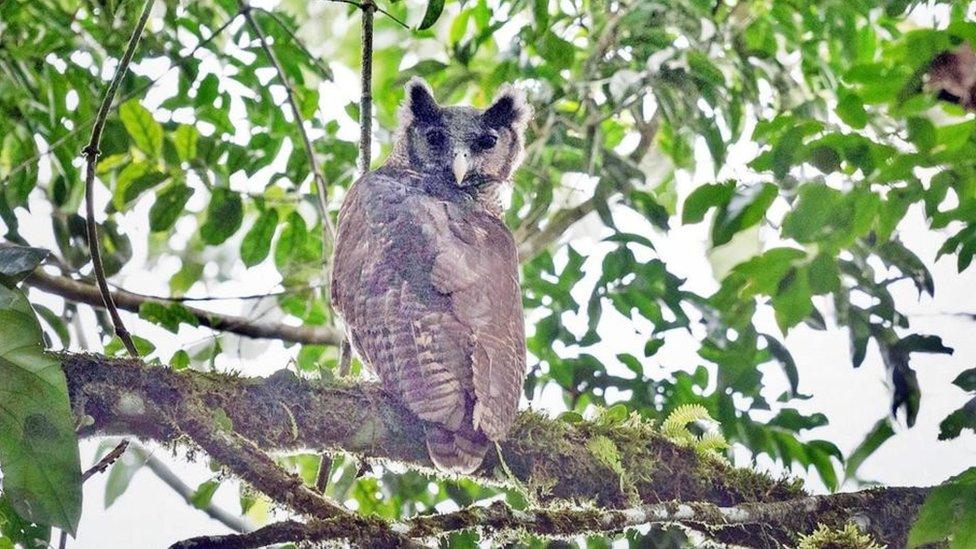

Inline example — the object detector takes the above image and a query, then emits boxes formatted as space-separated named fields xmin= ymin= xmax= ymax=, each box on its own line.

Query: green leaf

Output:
xmin=33 ymin=304 xmax=69 ymax=349
xmin=103 ymin=445 xmax=143 ymax=508
xmin=953 ymin=368 xmax=976 ymax=392
xmin=417 ymin=0 xmax=445 ymax=30
xmin=935 ymin=119 xmax=975 ymax=152
xmin=682 ymin=182 xmax=734 ymax=224
xmin=0 ymin=494 xmax=50 ymax=547
xmin=895 ymin=334 xmax=953 ymax=355
xmin=172 ymin=124 xmax=199 ymax=162
xmin=103 ymin=334 xmax=155 ymax=358
xmin=190 ymin=480 xmax=220 ymax=509
xmin=195 ymin=74 xmax=219 ymax=108
xmin=0 ymin=246 xmax=49 ymax=285
xmin=845 ymin=418 xmax=895 ymax=480
xmin=909 ymin=467 xmax=976 ymax=547
xmin=711 ymin=183 xmax=777 ymax=246
xmin=762 ymin=335 xmax=799 ymax=397
xmin=241 ymin=209 xmax=279 ymax=267
xmin=537 ymin=31 xmax=576 ymax=70
xmin=118 ymin=99 xmax=163 ymax=157
xmin=0 ymin=286 xmax=82 ymax=535
xmin=113 ymin=163 xmax=168 ymax=209
xmin=200 ymin=188 xmax=243 ymax=245
xmin=275 ymin=212 xmax=308 ymax=268
xmin=836 ymin=89 xmax=868 ymax=129
xmin=938 ymin=399 xmax=976 ymax=440
xmin=170 ymin=261 xmax=203 ymax=296
xmin=687 ymin=51 xmax=724 ymax=86
xmin=170 ymin=350 xmax=190 ymax=371
xmin=531 ymin=0 xmax=548 ymax=29
xmin=771 ymin=125 xmax=805 ymax=179
xmin=772 ymin=267 xmax=813 ymax=333
xmin=149 ymin=182 xmax=194 ymax=232
xmin=138 ymin=302 xmax=179 ymax=333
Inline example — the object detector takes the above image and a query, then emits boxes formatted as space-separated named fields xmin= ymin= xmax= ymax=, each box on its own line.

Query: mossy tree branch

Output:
xmin=63 ymin=354 xmax=925 ymax=546
xmin=170 ymin=490 xmax=928 ymax=549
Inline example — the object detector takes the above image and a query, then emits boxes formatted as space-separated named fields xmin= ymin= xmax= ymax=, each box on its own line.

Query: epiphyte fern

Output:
xmin=661 ymin=404 xmax=728 ymax=458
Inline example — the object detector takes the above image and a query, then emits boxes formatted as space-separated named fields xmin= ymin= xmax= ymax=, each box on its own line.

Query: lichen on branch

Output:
xmin=61 ymin=354 xmax=927 ymax=546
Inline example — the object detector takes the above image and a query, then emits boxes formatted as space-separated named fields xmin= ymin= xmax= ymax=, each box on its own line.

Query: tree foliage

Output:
xmin=1 ymin=0 xmax=975 ymax=546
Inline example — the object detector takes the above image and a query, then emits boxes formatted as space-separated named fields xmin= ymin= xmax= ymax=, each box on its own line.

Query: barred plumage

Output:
xmin=331 ymin=78 xmax=530 ymax=473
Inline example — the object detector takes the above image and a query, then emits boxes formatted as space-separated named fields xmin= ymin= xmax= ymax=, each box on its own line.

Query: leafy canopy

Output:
xmin=1 ymin=0 xmax=975 ymax=546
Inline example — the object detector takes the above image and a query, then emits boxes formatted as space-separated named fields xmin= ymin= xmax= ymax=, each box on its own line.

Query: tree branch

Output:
xmin=82 ymin=0 xmax=155 ymax=358
xmin=239 ymin=1 xmax=335 ymax=244
xmin=517 ymin=194 xmax=600 ymax=262
xmin=25 ymin=269 xmax=343 ymax=345
xmin=358 ymin=0 xmax=375 ymax=175
xmin=62 ymin=355 xmax=928 ymax=547
xmin=65 ymin=354 xmax=798 ymax=508
xmin=169 ymin=489 xmax=928 ymax=548
xmin=128 ymin=443 xmax=252 ymax=534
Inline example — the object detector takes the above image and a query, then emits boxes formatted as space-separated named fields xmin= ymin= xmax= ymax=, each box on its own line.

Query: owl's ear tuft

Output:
xmin=402 ymin=77 xmax=442 ymax=124
xmin=484 ymin=85 xmax=532 ymax=130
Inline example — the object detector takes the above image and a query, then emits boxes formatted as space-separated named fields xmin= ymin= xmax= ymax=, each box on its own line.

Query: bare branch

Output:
xmin=26 ymin=269 xmax=343 ymax=345
xmin=82 ymin=440 xmax=129 ymax=482
xmin=239 ymin=2 xmax=335 ymax=246
xmin=161 ymin=384 xmax=411 ymax=545
xmin=129 ymin=443 xmax=252 ymax=534
xmin=59 ymin=439 xmax=131 ymax=549
xmin=517 ymin=194 xmax=599 ymax=262
xmin=253 ymin=8 xmax=333 ymax=79
xmin=324 ymin=0 xmax=409 ymax=29
xmin=358 ymin=0 xmax=375 ymax=175
xmin=82 ymin=0 xmax=155 ymax=358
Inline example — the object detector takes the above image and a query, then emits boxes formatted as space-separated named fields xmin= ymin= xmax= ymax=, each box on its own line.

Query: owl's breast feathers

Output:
xmin=331 ymin=168 xmax=526 ymax=472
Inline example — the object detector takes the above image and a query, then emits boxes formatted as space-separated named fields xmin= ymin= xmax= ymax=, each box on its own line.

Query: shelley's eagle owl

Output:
xmin=331 ymin=78 xmax=530 ymax=473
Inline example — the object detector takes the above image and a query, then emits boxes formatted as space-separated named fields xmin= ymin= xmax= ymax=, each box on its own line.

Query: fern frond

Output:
xmin=661 ymin=404 xmax=712 ymax=441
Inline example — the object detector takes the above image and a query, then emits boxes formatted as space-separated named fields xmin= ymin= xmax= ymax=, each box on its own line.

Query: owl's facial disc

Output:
xmin=396 ymin=77 xmax=531 ymax=187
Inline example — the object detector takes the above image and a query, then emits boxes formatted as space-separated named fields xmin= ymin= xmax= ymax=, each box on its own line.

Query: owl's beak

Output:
xmin=452 ymin=150 xmax=469 ymax=185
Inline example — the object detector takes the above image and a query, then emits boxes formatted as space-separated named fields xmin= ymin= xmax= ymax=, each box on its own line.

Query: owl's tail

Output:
xmin=425 ymin=424 xmax=489 ymax=474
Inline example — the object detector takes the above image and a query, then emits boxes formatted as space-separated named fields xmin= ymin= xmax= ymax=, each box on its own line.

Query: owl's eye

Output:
xmin=473 ymin=133 xmax=498 ymax=151
xmin=425 ymin=128 xmax=448 ymax=148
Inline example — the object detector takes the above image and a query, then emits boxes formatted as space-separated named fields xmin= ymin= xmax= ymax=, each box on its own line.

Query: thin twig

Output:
xmin=1 ymin=12 xmax=240 ymax=189
xmin=240 ymin=1 xmax=335 ymax=244
xmin=81 ymin=0 xmax=155 ymax=358
xmin=324 ymin=0 xmax=409 ymax=29
xmin=25 ymin=269 xmax=344 ymax=345
xmin=82 ymin=440 xmax=130 ymax=481
xmin=107 ymin=282 xmax=326 ymax=302
xmin=59 ymin=440 xmax=130 ymax=548
xmin=253 ymin=7 xmax=332 ymax=78
xmin=314 ymin=454 xmax=333 ymax=493
xmin=129 ymin=443 xmax=251 ymax=533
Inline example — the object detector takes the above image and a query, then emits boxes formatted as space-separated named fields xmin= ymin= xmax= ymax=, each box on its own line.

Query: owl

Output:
xmin=331 ymin=77 xmax=531 ymax=473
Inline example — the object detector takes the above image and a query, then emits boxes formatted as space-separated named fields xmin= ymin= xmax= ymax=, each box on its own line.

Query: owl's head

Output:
xmin=389 ymin=77 xmax=531 ymax=187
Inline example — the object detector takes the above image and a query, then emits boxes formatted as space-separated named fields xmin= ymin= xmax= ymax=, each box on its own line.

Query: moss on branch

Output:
xmin=62 ymin=354 xmax=929 ymax=546
xmin=63 ymin=354 xmax=801 ymax=510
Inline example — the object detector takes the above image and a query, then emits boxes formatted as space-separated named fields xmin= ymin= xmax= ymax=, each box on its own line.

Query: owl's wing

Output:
xmin=422 ymin=201 xmax=527 ymax=441
xmin=331 ymin=173 xmax=471 ymax=430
